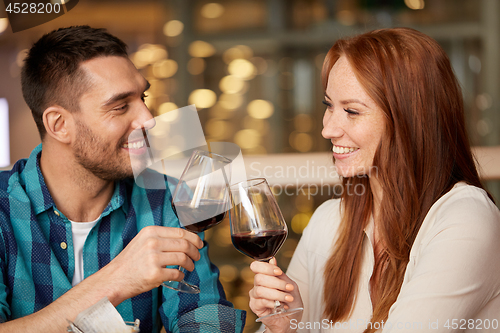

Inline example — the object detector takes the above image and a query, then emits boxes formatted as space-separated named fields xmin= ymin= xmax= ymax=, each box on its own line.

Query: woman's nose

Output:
xmin=321 ymin=113 xmax=344 ymax=139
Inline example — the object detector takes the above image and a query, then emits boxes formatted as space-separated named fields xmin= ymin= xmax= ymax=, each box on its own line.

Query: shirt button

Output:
xmin=54 ymin=210 xmax=60 ymax=216
xmin=60 ymin=242 xmax=67 ymax=250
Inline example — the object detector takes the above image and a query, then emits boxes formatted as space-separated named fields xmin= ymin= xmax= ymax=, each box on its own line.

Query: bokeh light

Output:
xmin=291 ymin=213 xmax=311 ymax=234
xmin=189 ymin=40 xmax=216 ymax=58
xmin=234 ymin=129 xmax=261 ymax=149
xmin=163 ymin=20 xmax=184 ymax=37
xmin=223 ymin=45 xmax=253 ymax=64
xmin=219 ymin=264 xmax=238 ymax=283
xmin=247 ymin=99 xmax=274 ymax=119
xmin=153 ymin=59 xmax=178 ymax=78
xmin=158 ymin=102 xmax=179 ymax=116
xmin=219 ymin=75 xmax=245 ymax=94
xmin=132 ymin=44 xmax=168 ymax=69
xmin=188 ymin=89 xmax=217 ymax=109
xmin=201 ymin=3 xmax=225 ymax=19
xmin=228 ymin=59 xmax=256 ymax=80
xmin=289 ymin=131 xmax=313 ymax=152
xmin=404 ymin=0 xmax=425 ymax=10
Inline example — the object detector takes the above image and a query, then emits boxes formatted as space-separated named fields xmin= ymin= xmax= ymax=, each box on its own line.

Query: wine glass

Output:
xmin=163 ymin=149 xmax=232 ymax=294
xmin=229 ymin=178 xmax=303 ymax=322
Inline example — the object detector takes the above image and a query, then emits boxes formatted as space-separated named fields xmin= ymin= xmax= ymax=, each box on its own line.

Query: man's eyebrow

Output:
xmin=102 ymin=80 xmax=151 ymax=107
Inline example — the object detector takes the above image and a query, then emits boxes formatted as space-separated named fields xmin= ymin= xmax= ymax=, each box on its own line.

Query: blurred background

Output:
xmin=0 ymin=0 xmax=499 ymax=331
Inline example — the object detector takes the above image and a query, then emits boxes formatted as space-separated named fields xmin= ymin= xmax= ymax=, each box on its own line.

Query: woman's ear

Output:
xmin=42 ymin=106 xmax=73 ymax=144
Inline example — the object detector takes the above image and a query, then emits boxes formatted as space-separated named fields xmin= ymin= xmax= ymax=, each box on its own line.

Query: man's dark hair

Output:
xmin=21 ymin=25 xmax=128 ymax=139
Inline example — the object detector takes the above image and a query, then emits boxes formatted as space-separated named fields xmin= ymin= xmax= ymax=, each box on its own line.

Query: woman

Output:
xmin=249 ymin=28 xmax=500 ymax=333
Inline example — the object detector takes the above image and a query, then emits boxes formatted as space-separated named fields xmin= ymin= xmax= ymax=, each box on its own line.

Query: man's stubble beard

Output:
xmin=73 ymin=118 xmax=133 ymax=181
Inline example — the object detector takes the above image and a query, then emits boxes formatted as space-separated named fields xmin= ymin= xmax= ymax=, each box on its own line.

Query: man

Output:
xmin=0 ymin=26 xmax=246 ymax=332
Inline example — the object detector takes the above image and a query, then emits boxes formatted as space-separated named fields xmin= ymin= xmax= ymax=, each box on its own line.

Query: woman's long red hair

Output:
xmin=321 ymin=28 xmax=493 ymax=332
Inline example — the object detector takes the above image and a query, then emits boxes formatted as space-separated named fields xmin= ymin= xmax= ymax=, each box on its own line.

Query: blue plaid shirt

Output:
xmin=0 ymin=144 xmax=245 ymax=332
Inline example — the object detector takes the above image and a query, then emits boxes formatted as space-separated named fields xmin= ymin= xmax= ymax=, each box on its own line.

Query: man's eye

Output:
xmin=141 ymin=93 xmax=148 ymax=102
xmin=115 ymin=104 xmax=127 ymax=111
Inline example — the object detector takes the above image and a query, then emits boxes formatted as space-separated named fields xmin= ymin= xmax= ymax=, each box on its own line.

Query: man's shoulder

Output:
xmin=0 ymin=159 xmax=28 ymax=193
xmin=0 ymin=159 xmax=30 ymax=232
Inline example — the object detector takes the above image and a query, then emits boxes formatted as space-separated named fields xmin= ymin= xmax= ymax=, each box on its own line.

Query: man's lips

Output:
xmin=122 ymin=140 xmax=147 ymax=155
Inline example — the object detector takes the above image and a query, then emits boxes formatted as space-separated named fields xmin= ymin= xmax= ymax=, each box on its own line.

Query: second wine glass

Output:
xmin=229 ymin=178 xmax=303 ymax=322
xmin=163 ymin=149 xmax=232 ymax=294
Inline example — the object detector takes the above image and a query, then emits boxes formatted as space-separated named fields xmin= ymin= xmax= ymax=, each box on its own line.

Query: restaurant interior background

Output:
xmin=0 ymin=0 xmax=499 ymax=331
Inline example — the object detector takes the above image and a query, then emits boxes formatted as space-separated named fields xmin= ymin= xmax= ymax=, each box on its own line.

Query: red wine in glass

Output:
xmin=163 ymin=149 xmax=232 ymax=294
xmin=173 ymin=199 xmax=228 ymax=233
xmin=231 ymin=230 xmax=286 ymax=261
xmin=229 ymin=178 xmax=303 ymax=322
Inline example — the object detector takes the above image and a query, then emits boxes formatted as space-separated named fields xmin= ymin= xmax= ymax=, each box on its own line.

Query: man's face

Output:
xmin=72 ymin=56 xmax=153 ymax=181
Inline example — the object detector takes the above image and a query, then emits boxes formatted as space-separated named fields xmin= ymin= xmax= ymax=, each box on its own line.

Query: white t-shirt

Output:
xmin=287 ymin=182 xmax=500 ymax=332
xmin=70 ymin=217 xmax=100 ymax=286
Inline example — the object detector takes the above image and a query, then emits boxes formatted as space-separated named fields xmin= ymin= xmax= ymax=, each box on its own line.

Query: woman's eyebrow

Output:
xmin=340 ymin=99 xmax=369 ymax=108
xmin=324 ymin=93 xmax=369 ymax=108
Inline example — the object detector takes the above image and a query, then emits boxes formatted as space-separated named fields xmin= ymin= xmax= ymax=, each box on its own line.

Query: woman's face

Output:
xmin=322 ymin=56 xmax=386 ymax=178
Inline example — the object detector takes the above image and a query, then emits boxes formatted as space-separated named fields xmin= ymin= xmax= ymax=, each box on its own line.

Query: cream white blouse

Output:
xmin=287 ymin=182 xmax=500 ymax=332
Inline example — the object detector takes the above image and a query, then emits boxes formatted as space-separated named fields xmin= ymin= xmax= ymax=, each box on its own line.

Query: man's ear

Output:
xmin=42 ymin=106 xmax=73 ymax=144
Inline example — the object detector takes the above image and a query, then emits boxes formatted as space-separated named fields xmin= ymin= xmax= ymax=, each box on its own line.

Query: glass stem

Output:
xmin=272 ymin=300 xmax=286 ymax=314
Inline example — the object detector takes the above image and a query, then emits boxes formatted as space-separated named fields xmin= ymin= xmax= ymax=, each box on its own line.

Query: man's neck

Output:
xmin=40 ymin=143 xmax=115 ymax=222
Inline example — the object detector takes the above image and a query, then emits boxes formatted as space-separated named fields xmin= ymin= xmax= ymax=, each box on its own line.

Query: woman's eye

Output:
xmin=322 ymin=100 xmax=333 ymax=108
xmin=344 ymin=108 xmax=359 ymax=115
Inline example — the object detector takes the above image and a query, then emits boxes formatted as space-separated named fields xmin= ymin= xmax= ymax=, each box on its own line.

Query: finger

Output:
xmin=145 ymin=226 xmax=204 ymax=249
xmin=254 ymin=273 xmax=292 ymax=292
xmin=162 ymin=266 xmax=185 ymax=282
xmin=250 ymin=261 xmax=283 ymax=276
xmin=250 ymin=285 xmax=294 ymax=304
xmin=159 ymin=252 xmax=196 ymax=272
xmin=156 ymin=238 xmax=201 ymax=261
xmin=250 ymin=297 xmax=277 ymax=312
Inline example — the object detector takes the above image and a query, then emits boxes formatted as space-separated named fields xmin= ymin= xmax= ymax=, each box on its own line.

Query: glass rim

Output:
xmin=230 ymin=177 xmax=268 ymax=189
xmin=193 ymin=149 xmax=232 ymax=164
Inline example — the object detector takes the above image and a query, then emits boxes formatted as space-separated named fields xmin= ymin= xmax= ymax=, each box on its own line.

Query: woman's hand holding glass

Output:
xmin=229 ymin=178 xmax=303 ymax=330
xmin=249 ymin=257 xmax=304 ymax=333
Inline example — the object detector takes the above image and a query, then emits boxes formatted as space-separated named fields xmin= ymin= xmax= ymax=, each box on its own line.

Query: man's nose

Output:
xmin=132 ymin=102 xmax=155 ymax=131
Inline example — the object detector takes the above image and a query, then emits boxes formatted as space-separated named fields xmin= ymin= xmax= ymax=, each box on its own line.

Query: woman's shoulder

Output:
xmin=432 ymin=182 xmax=499 ymax=224
xmin=414 ymin=182 xmax=500 ymax=249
